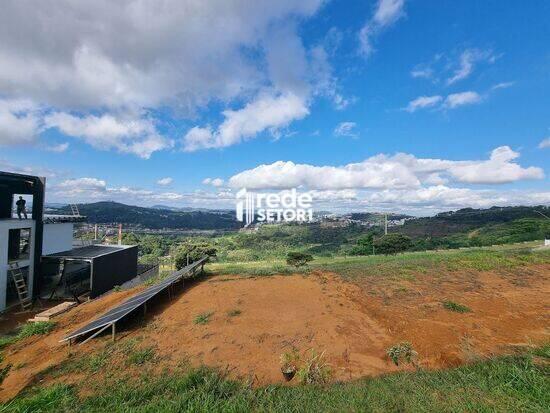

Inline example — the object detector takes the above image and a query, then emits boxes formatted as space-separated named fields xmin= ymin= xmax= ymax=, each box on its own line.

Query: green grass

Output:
xmin=442 ymin=300 xmax=472 ymax=313
xmin=126 ymin=347 xmax=156 ymax=366
xmin=0 ymin=322 xmax=56 ymax=350
xmin=2 ymin=348 xmax=549 ymax=412
xmin=207 ymin=245 xmax=550 ymax=279
xmin=193 ymin=311 xmax=214 ymax=325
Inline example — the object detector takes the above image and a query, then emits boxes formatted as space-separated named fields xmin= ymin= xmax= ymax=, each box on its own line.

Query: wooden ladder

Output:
xmin=8 ymin=263 xmax=32 ymax=311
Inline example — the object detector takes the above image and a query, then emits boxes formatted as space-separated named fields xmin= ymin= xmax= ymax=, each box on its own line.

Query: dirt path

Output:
xmin=1 ymin=265 xmax=548 ymax=400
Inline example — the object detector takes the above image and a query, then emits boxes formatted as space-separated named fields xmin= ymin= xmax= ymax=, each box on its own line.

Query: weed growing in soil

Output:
xmin=442 ymin=300 xmax=472 ymax=313
xmin=387 ymin=342 xmax=418 ymax=367
xmin=296 ymin=349 xmax=331 ymax=385
xmin=227 ymin=309 xmax=241 ymax=317
xmin=194 ymin=312 xmax=214 ymax=325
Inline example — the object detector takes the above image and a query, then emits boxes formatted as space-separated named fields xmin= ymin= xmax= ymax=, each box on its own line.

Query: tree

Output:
xmin=286 ymin=251 xmax=313 ymax=268
xmin=373 ymin=233 xmax=412 ymax=255
xmin=350 ymin=233 xmax=374 ymax=255
xmin=174 ymin=241 xmax=217 ymax=270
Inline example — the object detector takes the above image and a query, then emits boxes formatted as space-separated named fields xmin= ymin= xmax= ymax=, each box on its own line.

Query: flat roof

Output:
xmin=45 ymin=245 xmax=134 ymax=259
xmin=44 ymin=214 xmax=87 ymax=224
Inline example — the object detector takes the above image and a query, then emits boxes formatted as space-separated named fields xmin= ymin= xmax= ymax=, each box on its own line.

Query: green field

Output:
xmin=208 ymin=242 xmax=550 ymax=278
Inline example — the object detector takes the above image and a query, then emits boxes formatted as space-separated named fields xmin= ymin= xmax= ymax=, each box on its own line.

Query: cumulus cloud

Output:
xmin=44 ymin=112 xmax=173 ymax=158
xmin=229 ymin=146 xmax=543 ymax=190
xmin=202 ymin=178 xmax=225 ymax=187
xmin=157 ymin=177 xmax=173 ymax=186
xmin=405 ymin=95 xmax=442 ymax=112
xmin=359 ymin=0 xmax=405 ymax=57
xmin=0 ymin=99 xmax=42 ymax=146
xmin=182 ymin=92 xmax=309 ymax=151
xmin=361 ymin=185 xmax=550 ymax=212
xmin=0 ymin=0 xmax=327 ymax=155
xmin=443 ymin=91 xmax=482 ymax=109
xmin=334 ymin=122 xmax=359 ymax=138
xmin=538 ymin=137 xmax=550 ymax=149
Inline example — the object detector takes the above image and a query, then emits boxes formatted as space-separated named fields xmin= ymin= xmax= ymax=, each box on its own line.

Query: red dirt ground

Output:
xmin=0 ymin=265 xmax=549 ymax=401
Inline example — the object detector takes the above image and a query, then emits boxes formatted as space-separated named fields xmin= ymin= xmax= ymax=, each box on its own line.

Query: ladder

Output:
xmin=8 ymin=263 xmax=32 ymax=311
xmin=70 ymin=204 xmax=80 ymax=216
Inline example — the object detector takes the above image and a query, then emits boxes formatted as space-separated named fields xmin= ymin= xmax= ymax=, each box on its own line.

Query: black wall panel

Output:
xmin=90 ymin=246 xmax=138 ymax=298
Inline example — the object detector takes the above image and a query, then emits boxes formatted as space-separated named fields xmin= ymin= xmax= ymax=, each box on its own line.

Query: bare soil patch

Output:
xmin=1 ymin=264 xmax=549 ymax=400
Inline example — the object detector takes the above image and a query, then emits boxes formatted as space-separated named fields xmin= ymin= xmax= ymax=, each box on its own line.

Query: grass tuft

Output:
xmin=194 ymin=311 xmax=214 ymax=325
xmin=442 ymin=300 xmax=472 ymax=313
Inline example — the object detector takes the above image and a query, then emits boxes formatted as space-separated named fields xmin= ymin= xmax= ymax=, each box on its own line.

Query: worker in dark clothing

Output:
xmin=16 ymin=196 xmax=28 ymax=219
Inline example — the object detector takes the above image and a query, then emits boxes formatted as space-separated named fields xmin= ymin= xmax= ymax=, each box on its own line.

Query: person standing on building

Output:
xmin=16 ymin=196 xmax=28 ymax=219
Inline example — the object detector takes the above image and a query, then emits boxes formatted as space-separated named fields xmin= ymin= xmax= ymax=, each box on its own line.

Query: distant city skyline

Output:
xmin=0 ymin=0 xmax=549 ymax=214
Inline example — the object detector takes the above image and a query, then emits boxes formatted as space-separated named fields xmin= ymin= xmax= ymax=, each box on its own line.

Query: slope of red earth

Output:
xmin=1 ymin=264 xmax=549 ymax=401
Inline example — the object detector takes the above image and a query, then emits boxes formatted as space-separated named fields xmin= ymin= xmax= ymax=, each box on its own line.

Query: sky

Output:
xmin=0 ymin=0 xmax=549 ymax=215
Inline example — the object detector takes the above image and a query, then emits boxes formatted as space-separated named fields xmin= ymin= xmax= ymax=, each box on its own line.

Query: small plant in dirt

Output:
xmin=113 ymin=285 xmax=122 ymax=292
xmin=127 ymin=347 xmax=156 ymax=365
xmin=286 ymin=252 xmax=313 ymax=268
xmin=442 ymin=300 xmax=472 ymax=313
xmin=194 ymin=311 xmax=214 ymax=325
xmin=387 ymin=342 xmax=418 ymax=367
xmin=227 ymin=309 xmax=241 ymax=317
xmin=280 ymin=350 xmax=300 ymax=381
xmin=296 ymin=349 xmax=331 ymax=385
xmin=0 ymin=363 xmax=12 ymax=386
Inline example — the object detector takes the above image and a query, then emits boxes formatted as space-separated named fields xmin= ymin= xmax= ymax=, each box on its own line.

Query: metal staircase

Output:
xmin=8 ymin=263 xmax=32 ymax=311
xmin=70 ymin=204 xmax=80 ymax=216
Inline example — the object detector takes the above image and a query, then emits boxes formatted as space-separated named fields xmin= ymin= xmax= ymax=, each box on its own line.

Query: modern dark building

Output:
xmin=1 ymin=171 xmax=138 ymax=311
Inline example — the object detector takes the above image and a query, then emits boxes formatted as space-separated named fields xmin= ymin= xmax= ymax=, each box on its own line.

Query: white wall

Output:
xmin=42 ymin=223 xmax=74 ymax=255
xmin=0 ymin=219 xmax=36 ymax=312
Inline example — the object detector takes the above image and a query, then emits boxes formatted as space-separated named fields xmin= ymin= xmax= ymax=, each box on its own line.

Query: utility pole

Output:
xmin=384 ymin=214 xmax=388 ymax=235
xmin=118 ymin=223 xmax=122 ymax=245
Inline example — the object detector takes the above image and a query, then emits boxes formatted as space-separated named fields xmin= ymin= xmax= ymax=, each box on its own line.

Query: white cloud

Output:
xmin=45 ymin=142 xmax=69 ymax=153
xmin=361 ymin=186 xmax=550 ymax=212
xmin=538 ymin=137 xmax=550 ymax=149
xmin=229 ymin=146 xmax=543 ymax=190
xmin=182 ymin=92 xmax=309 ymax=151
xmin=446 ymin=48 xmax=497 ymax=85
xmin=491 ymin=81 xmax=515 ymax=91
xmin=202 ymin=178 xmax=225 ymax=187
xmin=443 ymin=91 xmax=482 ymax=109
xmin=405 ymin=95 xmax=442 ymax=112
xmin=157 ymin=177 xmax=173 ymax=186
xmin=0 ymin=99 xmax=42 ymax=146
xmin=359 ymin=0 xmax=405 ymax=57
xmin=44 ymin=112 xmax=173 ymax=158
xmin=334 ymin=122 xmax=359 ymax=138
xmin=0 ymin=1 xmax=327 ymax=155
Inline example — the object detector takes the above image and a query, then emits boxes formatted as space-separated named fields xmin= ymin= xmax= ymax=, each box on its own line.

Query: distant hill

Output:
xmin=51 ymin=201 xmax=240 ymax=230
xmin=395 ymin=206 xmax=550 ymax=238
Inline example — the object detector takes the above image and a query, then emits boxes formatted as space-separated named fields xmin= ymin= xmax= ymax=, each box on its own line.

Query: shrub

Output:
xmin=174 ymin=241 xmax=217 ymax=270
xmin=286 ymin=252 xmax=313 ymax=268
xmin=374 ymin=234 xmax=412 ymax=255
xmin=387 ymin=342 xmax=418 ymax=366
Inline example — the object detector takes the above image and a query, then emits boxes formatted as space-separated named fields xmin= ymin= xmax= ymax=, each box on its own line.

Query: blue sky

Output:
xmin=0 ymin=0 xmax=548 ymax=214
